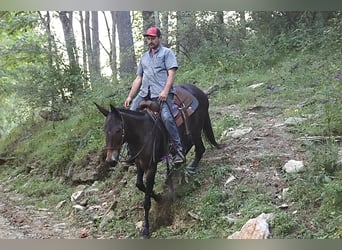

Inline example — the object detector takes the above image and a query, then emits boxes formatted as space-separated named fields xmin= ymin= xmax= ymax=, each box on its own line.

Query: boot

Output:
xmin=172 ymin=149 xmax=185 ymax=164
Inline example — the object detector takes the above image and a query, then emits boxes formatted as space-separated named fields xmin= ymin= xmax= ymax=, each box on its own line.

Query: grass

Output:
xmin=0 ymin=39 xmax=341 ymax=239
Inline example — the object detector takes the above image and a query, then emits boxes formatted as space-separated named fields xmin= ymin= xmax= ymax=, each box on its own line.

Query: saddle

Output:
xmin=137 ymin=86 xmax=199 ymax=129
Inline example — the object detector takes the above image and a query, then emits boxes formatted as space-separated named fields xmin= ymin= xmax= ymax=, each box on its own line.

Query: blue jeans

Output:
xmin=130 ymin=94 xmax=183 ymax=153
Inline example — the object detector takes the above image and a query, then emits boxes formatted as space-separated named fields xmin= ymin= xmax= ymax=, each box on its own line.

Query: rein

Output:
xmin=118 ymin=110 xmax=164 ymax=164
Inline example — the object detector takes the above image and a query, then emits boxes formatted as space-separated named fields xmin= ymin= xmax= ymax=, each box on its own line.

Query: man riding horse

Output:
xmin=124 ymin=26 xmax=185 ymax=164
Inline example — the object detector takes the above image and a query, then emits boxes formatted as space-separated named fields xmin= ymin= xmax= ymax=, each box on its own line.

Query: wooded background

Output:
xmin=0 ymin=11 xmax=340 ymax=135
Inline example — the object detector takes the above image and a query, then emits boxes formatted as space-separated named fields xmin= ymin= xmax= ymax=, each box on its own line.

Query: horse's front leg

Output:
xmin=135 ymin=166 xmax=145 ymax=192
xmin=142 ymin=192 xmax=151 ymax=238
xmin=165 ymin=162 xmax=176 ymax=201
xmin=136 ymin=166 xmax=161 ymax=202
xmin=141 ymin=166 xmax=158 ymax=238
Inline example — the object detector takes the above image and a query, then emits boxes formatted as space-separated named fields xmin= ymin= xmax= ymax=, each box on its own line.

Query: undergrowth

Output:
xmin=0 ymin=31 xmax=341 ymax=239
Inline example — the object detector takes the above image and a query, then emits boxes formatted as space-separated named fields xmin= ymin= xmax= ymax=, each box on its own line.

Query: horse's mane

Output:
xmin=117 ymin=108 xmax=154 ymax=122
xmin=117 ymin=108 xmax=145 ymax=116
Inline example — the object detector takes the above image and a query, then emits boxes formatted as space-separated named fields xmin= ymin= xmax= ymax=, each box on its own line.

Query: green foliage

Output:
xmin=270 ymin=212 xmax=298 ymax=238
xmin=0 ymin=11 xmax=341 ymax=239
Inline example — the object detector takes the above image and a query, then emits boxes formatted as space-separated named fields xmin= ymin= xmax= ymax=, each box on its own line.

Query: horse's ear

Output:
xmin=109 ymin=104 xmax=121 ymax=117
xmin=94 ymin=102 xmax=109 ymax=117
xmin=110 ymin=104 xmax=115 ymax=112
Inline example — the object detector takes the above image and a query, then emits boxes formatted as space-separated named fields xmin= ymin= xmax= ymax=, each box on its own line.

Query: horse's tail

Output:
xmin=203 ymin=112 xmax=222 ymax=149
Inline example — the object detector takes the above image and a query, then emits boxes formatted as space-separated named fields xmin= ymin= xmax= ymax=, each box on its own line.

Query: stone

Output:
xmin=283 ymin=160 xmax=304 ymax=173
xmin=228 ymin=213 xmax=274 ymax=239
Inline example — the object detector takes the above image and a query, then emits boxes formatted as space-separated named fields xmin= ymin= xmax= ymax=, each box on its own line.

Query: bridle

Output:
xmin=108 ymin=109 xmax=165 ymax=164
xmin=104 ymin=112 xmax=125 ymax=152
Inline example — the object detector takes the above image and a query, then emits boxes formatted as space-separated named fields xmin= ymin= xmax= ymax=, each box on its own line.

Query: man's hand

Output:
xmin=124 ymin=96 xmax=132 ymax=108
xmin=158 ymin=89 xmax=168 ymax=101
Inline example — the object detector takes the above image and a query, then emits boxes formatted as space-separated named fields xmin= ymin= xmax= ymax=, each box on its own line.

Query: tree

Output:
xmin=175 ymin=11 xmax=199 ymax=60
xmin=84 ymin=11 xmax=93 ymax=80
xmin=142 ymin=11 xmax=155 ymax=30
xmin=160 ymin=11 xmax=170 ymax=47
xmin=58 ymin=11 xmax=79 ymax=71
xmin=116 ymin=11 xmax=136 ymax=78
xmin=78 ymin=11 xmax=88 ymax=82
xmin=110 ymin=11 xmax=118 ymax=80
xmin=91 ymin=11 xmax=101 ymax=79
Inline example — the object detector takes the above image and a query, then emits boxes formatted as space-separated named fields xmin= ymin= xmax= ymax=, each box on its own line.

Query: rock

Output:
xmin=71 ymin=170 xmax=99 ymax=184
xmin=248 ymin=82 xmax=264 ymax=89
xmin=278 ymin=203 xmax=289 ymax=209
xmin=282 ymin=188 xmax=289 ymax=200
xmin=71 ymin=191 xmax=84 ymax=203
xmin=135 ymin=221 xmax=144 ymax=232
xmin=70 ymin=185 xmax=87 ymax=203
xmin=222 ymin=127 xmax=253 ymax=139
xmin=55 ymin=200 xmax=67 ymax=209
xmin=284 ymin=117 xmax=306 ymax=126
xmin=232 ymin=127 xmax=252 ymax=138
xmin=228 ymin=213 xmax=274 ymax=239
xmin=99 ymin=211 xmax=115 ymax=230
xmin=223 ymin=212 xmax=242 ymax=222
xmin=72 ymin=205 xmax=85 ymax=211
xmin=224 ymin=175 xmax=236 ymax=187
xmin=39 ymin=110 xmax=66 ymax=121
xmin=283 ymin=160 xmax=304 ymax=173
xmin=337 ymin=149 xmax=342 ymax=166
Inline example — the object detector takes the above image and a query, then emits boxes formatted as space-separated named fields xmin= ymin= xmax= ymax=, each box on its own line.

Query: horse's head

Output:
xmin=95 ymin=103 xmax=124 ymax=167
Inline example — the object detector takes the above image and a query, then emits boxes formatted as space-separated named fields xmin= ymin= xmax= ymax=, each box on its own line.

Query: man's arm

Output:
xmin=124 ymin=75 xmax=142 ymax=108
xmin=159 ymin=67 xmax=177 ymax=101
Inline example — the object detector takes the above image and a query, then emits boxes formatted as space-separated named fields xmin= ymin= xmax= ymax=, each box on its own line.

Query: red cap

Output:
xmin=143 ymin=26 xmax=161 ymax=37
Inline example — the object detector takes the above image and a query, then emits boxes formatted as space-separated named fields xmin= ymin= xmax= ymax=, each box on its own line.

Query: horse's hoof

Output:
xmin=141 ymin=229 xmax=150 ymax=239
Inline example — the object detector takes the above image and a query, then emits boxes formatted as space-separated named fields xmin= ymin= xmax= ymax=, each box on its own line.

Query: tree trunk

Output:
xmin=110 ymin=11 xmax=118 ymax=81
xmin=154 ymin=11 xmax=160 ymax=27
xmin=85 ymin=11 xmax=93 ymax=81
xmin=38 ymin=11 xmax=53 ymax=67
xmin=91 ymin=11 xmax=101 ymax=79
xmin=37 ymin=11 xmax=60 ymax=106
xmin=216 ymin=11 xmax=225 ymax=42
xmin=160 ymin=11 xmax=169 ymax=47
xmin=176 ymin=11 xmax=197 ymax=60
xmin=79 ymin=11 xmax=88 ymax=83
xmin=142 ymin=11 xmax=155 ymax=30
xmin=58 ymin=11 xmax=79 ymax=71
xmin=116 ymin=11 xmax=136 ymax=78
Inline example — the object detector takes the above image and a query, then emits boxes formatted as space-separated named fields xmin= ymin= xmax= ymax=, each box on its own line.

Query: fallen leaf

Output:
xmin=250 ymin=160 xmax=260 ymax=168
xmin=80 ymin=231 xmax=88 ymax=238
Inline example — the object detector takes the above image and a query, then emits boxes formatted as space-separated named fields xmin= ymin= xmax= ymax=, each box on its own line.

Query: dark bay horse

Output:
xmin=95 ymin=83 xmax=221 ymax=238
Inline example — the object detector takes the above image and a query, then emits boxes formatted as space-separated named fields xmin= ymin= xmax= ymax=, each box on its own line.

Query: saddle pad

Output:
xmin=173 ymin=86 xmax=199 ymax=126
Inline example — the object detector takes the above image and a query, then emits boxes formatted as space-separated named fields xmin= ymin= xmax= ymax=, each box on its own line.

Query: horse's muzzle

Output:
xmin=105 ymin=149 xmax=119 ymax=167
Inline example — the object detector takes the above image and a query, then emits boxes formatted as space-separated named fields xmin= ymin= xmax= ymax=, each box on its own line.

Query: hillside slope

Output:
xmin=0 ymin=51 xmax=341 ymax=239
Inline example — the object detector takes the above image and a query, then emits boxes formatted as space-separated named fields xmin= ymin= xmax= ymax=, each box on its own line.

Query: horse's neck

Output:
xmin=120 ymin=110 xmax=150 ymax=143
xmin=120 ymin=109 xmax=168 ymax=161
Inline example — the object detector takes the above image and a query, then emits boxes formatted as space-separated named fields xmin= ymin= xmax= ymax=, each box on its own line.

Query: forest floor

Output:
xmin=0 ymin=100 xmax=304 ymax=239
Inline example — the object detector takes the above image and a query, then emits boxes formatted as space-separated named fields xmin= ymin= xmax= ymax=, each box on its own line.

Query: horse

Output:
xmin=95 ymin=83 xmax=221 ymax=238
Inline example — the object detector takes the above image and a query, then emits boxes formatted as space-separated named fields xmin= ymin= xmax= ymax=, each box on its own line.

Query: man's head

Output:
xmin=143 ymin=26 xmax=161 ymax=50
xmin=143 ymin=26 xmax=161 ymax=37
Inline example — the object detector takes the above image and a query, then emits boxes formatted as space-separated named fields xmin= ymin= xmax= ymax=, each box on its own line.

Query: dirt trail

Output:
xmin=0 ymin=103 xmax=301 ymax=238
xmin=207 ymin=104 xmax=301 ymax=202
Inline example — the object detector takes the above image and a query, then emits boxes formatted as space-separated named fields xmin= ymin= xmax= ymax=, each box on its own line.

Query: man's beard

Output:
xmin=148 ymin=43 xmax=158 ymax=49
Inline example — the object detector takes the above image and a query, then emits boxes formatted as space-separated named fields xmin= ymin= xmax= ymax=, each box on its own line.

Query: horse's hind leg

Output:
xmin=187 ymin=134 xmax=205 ymax=173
